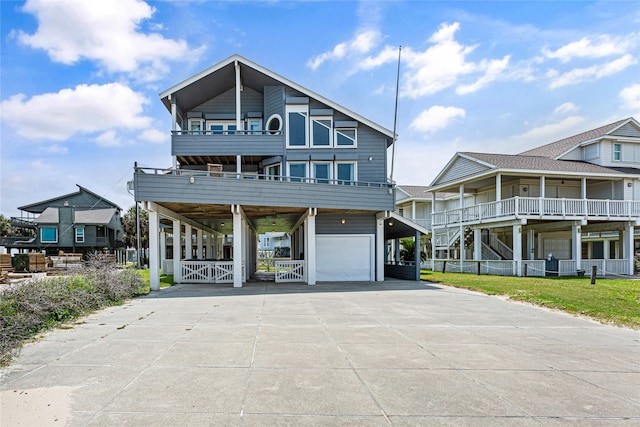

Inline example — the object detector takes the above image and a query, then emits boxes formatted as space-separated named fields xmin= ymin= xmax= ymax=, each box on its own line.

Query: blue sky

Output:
xmin=1 ymin=0 xmax=639 ymax=217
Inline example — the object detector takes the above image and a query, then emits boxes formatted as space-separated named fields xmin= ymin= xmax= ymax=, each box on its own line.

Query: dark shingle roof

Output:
xmin=462 ymin=152 xmax=635 ymax=175
xmin=518 ymin=119 xmax=627 ymax=159
xmin=397 ymin=185 xmax=430 ymax=199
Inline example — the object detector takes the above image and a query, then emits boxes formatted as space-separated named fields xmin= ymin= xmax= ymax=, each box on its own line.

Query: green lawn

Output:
xmin=421 ymin=271 xmax=640 ymax=329
xmin=137 ymin=269 xmax=174 ymax=289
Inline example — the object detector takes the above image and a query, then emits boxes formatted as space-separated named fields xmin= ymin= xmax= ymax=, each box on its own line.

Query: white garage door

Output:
xmin=316 ymin=235 xmax=374 ymax=281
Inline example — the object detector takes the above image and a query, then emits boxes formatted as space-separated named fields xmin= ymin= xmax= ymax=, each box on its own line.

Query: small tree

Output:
xmin=399 ymin=238 xmax=427 ymax=263
xmin=122 ymin=205 xmax=149 ymax=250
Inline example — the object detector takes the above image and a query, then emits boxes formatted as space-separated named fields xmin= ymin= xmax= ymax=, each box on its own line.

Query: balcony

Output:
xmin=433 ymin=196 xmax=640 ymax=227
xmin=171 ymin=129 xmax=285 ymax=157
xmin=134 ymin=167 xmax=395 ymax=212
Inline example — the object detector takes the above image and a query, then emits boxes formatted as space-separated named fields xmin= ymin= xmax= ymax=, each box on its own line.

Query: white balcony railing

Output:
xmin=433 ymin=196 xmax=640 ymax=227
xmin=275 ymin=260 xmax=305 ymax=283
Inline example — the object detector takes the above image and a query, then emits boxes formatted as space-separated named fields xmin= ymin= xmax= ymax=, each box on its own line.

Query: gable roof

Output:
xmin=397 ymin=185 xmax=430 ymax=199
xmin=519 ymin=118 xmax=636 ymax=159
xmin=18 ymin=185 xmax=121 ymax=213
xmin=159 ymin=54 xmax=395 ymax=142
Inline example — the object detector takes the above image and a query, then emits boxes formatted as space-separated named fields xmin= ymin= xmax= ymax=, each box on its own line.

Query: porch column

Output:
xmin=604 ymin=238 xmax=610 ymax=259
xmin=171 ymin=98 xmax=178 ymax=170
xmin=496 ymin=174 xmax=502 ymax=216
xmin=236 ymin=155 xmax=242 ymax=178
xmin=460 ymin=184 xmax=465 ymax=262
xmin=172 ymin=220 xmax=181 ymax=283
xmin=376 ymin=216 xmax=385 ymax=281
xmin=411 ymin=201 xmax=416 ymax=220
xmin=581 ymin=178 xmax=587 ymax=199
xmin=184 ymin=224 xmax=192 ymax=260
xmin=513 ymin=225 xmax=522 ymax=276
xmin=235 ymin=60 xmax=242 ymax=133
xmin=232 ymin=205 xmax=243 ymax=287
xmin=160 ymin=229 xmax=167 ymax=273
xmin=414 ymin=230 xmax=421 ymax=281
xmin=148 ymin=208 xmax=160 ymax=291
xmin=196 ymin=229 xmax=203 ymax=260
xmin=572 ymin=223 xmax=582 ymax=273
xmin=539 ymin=176 xmax=545 ymax=198
xmin=206 ymin=232 xmax=213 ymax=259
xmin=527 ymin=229 xmax=535 ymax=260
xmin=624 ymin=224 xmax=634 ymax=275
xmin=473 ymin=228 xmax=481 ymax=261
xmin=394 ymin=239 xmax=400 ymax=264
xmin=305 ymin=208 xmax=316 ymax=285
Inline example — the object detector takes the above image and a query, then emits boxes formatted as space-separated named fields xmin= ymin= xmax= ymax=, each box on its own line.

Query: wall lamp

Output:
xmin=189 ymin=176 xmax=195 ymax=184
xmin=220 ymin=222 xmax=225 ymax=227
xmin=388 ymin=220 xmax=394 ymax=226
xmin=341 ymin=218 xmax=346 ymax=224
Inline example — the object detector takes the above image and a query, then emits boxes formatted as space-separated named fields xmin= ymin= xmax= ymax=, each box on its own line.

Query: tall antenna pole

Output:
xmin=390 ymin=46 xmax=402 ymax=182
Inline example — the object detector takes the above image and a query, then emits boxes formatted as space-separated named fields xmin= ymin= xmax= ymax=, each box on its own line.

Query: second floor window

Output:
xmin=288 ymin=162 xmax=308 ymax=182
xmin=336 ymin=162 xmax=356 ymax=185
xmin=207 ymin=121 xmax=237 ymax=135
xmin=41 ymin=227 xmax=58 ymax=243
xmin=335 ymin=128 xmax=357 ymax=147
xmin=311 ymin=117 xmax=332 ymax=147
xmin=286 ymin=105 xmax=309 ymax=147
xmin=613 ymin=143 xmax=621 ymax=161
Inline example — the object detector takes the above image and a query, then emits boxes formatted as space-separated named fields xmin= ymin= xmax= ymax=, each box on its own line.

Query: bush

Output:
xmin=0 ymin=261 xmax=147 ymax=366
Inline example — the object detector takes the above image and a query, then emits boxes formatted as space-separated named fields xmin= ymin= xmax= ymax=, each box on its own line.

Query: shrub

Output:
xmin=0 ymin=261 xmax=147 ymax=366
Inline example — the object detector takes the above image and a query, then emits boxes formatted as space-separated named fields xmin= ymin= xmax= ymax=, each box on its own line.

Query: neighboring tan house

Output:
xmin=427 ymin=117 xmax=640 ymax=276
xmin=9 ymin=185 xmax=125 ymax=256
xmin=133 ymin=54 xmax=427 ymax=289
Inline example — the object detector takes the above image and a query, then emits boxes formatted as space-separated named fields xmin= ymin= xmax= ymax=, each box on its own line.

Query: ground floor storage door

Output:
xmin=316 ymin=235 xmax=374 ymax=281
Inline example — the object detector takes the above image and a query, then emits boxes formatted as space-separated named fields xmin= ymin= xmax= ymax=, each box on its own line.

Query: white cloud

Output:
xmin=409 ymin=106 xmax=466 ymax=134
xmin=95 ymin=130 xmax=124 ymax=147
xmin=513 ymin=115 xmax=586 ymax=150
xmin=0 ymin=83 xmax=152 ymax=141
xmin=307 ymin=29 xmax=381 ymax=70
xmin=42 ymin=144 xmax=69 ymax=154
xmin=619 ymin=83 xmax=640 ymax=117
xmin=456 ymin=56 xmax=511 ymax=95
xmin=30 ymin=159 xmax=51 ymax=169
xmin=140 ymin=129 xmax=168 ymax=144
xmin=543 ymin=34 xmax=636 ymax=62
xmin=553 ymin=102 xmax=579 ymax=116
xmin=16 ymin=0 xmax=194 ymax=81
xmin=548 ymin=55 xmax=636 ymax=89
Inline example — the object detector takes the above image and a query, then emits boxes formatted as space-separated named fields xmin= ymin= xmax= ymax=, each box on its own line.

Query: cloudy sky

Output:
xmin=1 ymin=0 xmax=639 ymax=217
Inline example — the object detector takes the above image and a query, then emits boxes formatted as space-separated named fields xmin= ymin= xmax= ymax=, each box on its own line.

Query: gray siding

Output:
xmin=587 ymin=181 xmax=613 ymax=199
xmin=172 ymin=134 xmax=285 ymax=156
xmin=612 ymin=123 xmax=640 ymax=138
xmin=316 ymin=214 xmax=376 ymax=234
xmin=264 ymin=86 xmax=284 ymax=124
xmin=435 ymin=157 xmax=490 ymax=185
xmin=135 ymin=173 xmax=394 ymax=211
xmin=24 ymin=189 xmax=117 ymax=213
xmin=194 ymin=87 xmax=263 ymax=115
xmin=58 ymin=207 xmax=74 ymax=247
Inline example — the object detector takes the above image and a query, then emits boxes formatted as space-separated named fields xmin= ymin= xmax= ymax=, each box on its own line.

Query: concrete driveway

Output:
xmin=1 ymin=280 xmax=639 ymax=426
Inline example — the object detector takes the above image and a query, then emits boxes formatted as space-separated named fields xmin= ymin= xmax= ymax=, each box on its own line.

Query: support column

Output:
xmin=206 ymin=232 xmax=212 ymax=259
xmin=172 ymin=220 xmax=181 ymax=283
xmin=581 ymin=178 xmax=587 ymax=199
xmin=235 ymin=60 xmax=242 ymax=132
xmin=394 ymin=239 xmax=400 ymax=264
xmin=624 ymin=224 xmax=634 ymax=275
xmin=540 ymin=176 xmax=545 ymax=198
xmin=160 ymin=229 xmax=167 ymax=273
xmin=527 ymin=229 xmax=535 ymax=260
xmin=459 ymin=184 xmax=465 ymax=262
xmin=473 ymin=228 xmax=481 ymax=261
xmin=414 ymin=230 xmax=421 ymax=281
xmin=496 ymin=174 xmax=502 ymax=216
xmin=232 ymin=205 xmax=243 ymax=287
xmin=196 ymin=229 xmax=203 ymax=260
xmin=376 ymin=216 xmax=385 ymax=281
xmin=513 ymin=224 xmax=522 ymax=276
xmin=305 ymin=209 xmax=316 ymax=285
xmin=572 ymin=223 xmax=582 ymax=272
xmin=236 ymin=155 xmax=242 ymax=178
xmin=184 ymin=224 xmax=192 ymax=260
xmin=411 ymin=201 xmax=416 ymax=220
xmin=148 ymin=208 xmax=160 ymax=291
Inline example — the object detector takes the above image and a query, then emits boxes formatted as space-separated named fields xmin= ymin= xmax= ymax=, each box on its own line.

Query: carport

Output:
xmin=383 ymin=212 xmax=430 ymax=281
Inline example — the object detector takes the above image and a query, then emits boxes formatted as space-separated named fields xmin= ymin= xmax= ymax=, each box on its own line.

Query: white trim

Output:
xmin=335 ymin=161 xmax=357 ymax=184
xmin=265 ymin=114 xmax=282 ymax=135
xmin=75 ymin=227 xmax=85 ymax=243
xmin=159 ymin=54 xmax=395 ymax=140
xmin=312 ymin=161 xmax=332 ymax=184
xmin=206 ymin=120 xmax=237 ymax=135
xmin=334 ymin=127 xmax=357 ymax=148
xmin=40 ymin=227 xmax=58 ymax=243
xmin=311 ymin=116 xmax=333 ymax=147
xmin=266 ymin=162 xmax=282 ymax=180
xmin=287 ymin=161 xmax=308 ymax=182
xmin=286 ymin=104 xmax=309 ymax=148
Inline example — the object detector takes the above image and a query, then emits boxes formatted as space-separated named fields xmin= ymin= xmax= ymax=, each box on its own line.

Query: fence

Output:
xmin=275 ymin=260 xmax=305 ymax=283
xmin=180 ymin=260 xmax=234 ymax=283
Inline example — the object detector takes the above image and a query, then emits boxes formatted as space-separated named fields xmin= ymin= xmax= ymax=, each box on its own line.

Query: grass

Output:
xmin=138 ymin=269 xmax=174 ymax=288
xmin=421 ymin=270 xmax=640 ymax=329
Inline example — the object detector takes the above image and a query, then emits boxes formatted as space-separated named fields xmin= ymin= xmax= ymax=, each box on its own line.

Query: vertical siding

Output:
xmin=316 ymin=213 xmax=376 ymax=234
xmin=264 ymin=86 xmax=285 ymax=124
xmin=59 ymin=207 xmax=74 ymax=247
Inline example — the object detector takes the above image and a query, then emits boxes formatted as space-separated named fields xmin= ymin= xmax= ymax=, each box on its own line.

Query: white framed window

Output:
xmin=246 ymin=118 xmax=262 ymax=135
xmin=206 ymin=121 xmax=237 ymax=135
xmin=335 ymin=161 xmax=357 ymax=185
xmin=287 ymin=162 xmax=308 ymax=182
xmin=613 ymin=143 xmax=621 ymax=161
xmin=312 ymin=162 xmax=332 ymax=184
xmin=266 ymin=114 xmax=283 ymax=135
xmin=311 ymin=117 xmax=333 ymax=147
xmin=286 ymin=105 xmax=308 ymax=148
xmin=41 ymin=227 xmax=58 ymax=243
xmin=266 ymin=163 xmax=281 ymax=181
xmin=188 ymin=119 xmax=203 ymax=135
xmin=75 ymin=227 xmax=85 ymax=243
xmin=334 ymin=127 xmax=357 ymax=147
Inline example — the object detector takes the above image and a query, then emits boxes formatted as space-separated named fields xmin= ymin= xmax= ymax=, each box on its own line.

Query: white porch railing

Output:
xmin=558 ymin=260 xmax=577 ymax=276
xmin=275 ymin=260 xmax=305 ymax=283
xmin=181 ymin=260 xmax=234 ymax=283
xmin=433 ymin=197 xmax=640 ymax=227
xmin=581 ymin=259 xmax=630 ymax=276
